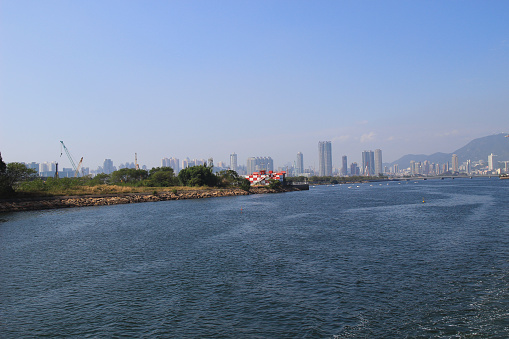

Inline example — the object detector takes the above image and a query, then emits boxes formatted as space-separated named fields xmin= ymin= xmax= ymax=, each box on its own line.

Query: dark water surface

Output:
xmin=1 ymin=178 xmax=509 ymax=338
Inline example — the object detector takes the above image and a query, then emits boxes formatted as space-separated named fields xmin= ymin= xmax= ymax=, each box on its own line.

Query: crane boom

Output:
xmin=75 ymin=157 xmax=84 ymax=177
xmin=60 ymin=141 xmax=81 ymax=177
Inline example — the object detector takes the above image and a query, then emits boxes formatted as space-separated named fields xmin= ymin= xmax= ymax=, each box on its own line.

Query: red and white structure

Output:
xmin=245 ymin=170 xmax=286 ymax=186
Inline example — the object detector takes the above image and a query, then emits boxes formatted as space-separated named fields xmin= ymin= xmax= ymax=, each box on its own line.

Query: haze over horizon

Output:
xmin=1 ymin=1 xmax=508 ymax=170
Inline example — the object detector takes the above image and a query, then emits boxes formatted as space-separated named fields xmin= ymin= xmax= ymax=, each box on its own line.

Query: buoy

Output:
xmin=422 ymin=198 xmax=425 ymax=203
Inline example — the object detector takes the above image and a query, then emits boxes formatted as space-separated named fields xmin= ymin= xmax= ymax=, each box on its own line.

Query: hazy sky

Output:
xmin=1 ymin=1 xmax=508 ymax=170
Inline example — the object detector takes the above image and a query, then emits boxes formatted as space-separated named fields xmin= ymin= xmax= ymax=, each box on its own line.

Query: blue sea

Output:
xmin=1 ymin=178 xmax=509 ymax=338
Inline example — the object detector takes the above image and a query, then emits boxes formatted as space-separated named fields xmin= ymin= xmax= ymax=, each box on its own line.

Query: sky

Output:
xmin=1 ymin=1 xmax=508 ymax=171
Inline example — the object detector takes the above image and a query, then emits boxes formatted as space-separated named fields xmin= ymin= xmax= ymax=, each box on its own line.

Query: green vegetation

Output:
xmin=0 ymin=153 xmax=14 ymax=198
xmin=110 ymin=168 xmax=149 ymax=185
xmin=215 ymin=169 xmax=251 ymax=191
xmin=148 ymin=167 xmax=179 ymax=187
xmin=1 ymin=161 xmax=251 ymax=198
xmin=178 ymin=165 xmax=218 ymax=187
xmin=0 ymin=153 xmax=38 ymax=198
xmin=267 ymin=179 xmax=282 ymax=189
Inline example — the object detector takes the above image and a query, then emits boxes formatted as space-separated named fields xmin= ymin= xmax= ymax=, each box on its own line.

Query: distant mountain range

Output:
xmin=389 ymin=133 xmax=509 ymax=169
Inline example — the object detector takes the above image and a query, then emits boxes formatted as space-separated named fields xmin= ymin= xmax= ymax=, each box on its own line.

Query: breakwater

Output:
xmin=0 ymin=186 xmax=307 ymax=213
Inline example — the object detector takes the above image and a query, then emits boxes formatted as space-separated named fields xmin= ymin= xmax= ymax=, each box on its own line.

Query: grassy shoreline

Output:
xmin=0 ymin=186 xmax=304 ymax=213
xmin=12 ymin=184 xmax=225 ymax=198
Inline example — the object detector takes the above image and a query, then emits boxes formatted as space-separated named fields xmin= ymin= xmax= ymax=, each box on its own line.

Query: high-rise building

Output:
xmin=230 ymin=153 xmax=237 ymax=172
xmin=318 ymin=141 xmax=332 ymax=176
xmin=350 ymin=162 xmax=360 ymax=176
xmin=173 ymin=158 xmax=180 ymax=173
xmin=374 ymin=149 xmax=382 ymax=176
xmin=246 ymin=157 xmax=274 ymax=175
xmin=162 ymin=157 xmax=180 ymax=173
xmin=452 ymin=154 xmax=459 ymax=173
xmin=488 ymin=153 xmax=496 ymax=171
xmin=182 ymin=158 xmax=192 ymax=169
xmin=103 ymin=159 xmax=114 ymax=174
xmin=413 ymin=161 xmax=422 ymax=175
xmin=442 ymin=162 xmax=449 ymax=173
xmin=361 ymin=150 xmax=375 ymax=176
xmin=296 ymin=152 xmax=304 ymax=176
xmin=341 ymin=156 xmax=347 ymax=176
xmin=423 ymin=160 xmax=430 ymax=175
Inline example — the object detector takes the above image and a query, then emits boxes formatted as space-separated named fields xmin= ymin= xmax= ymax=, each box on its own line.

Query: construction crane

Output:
xmin=75 ymin=157 xmax=84 ymax=177
xmin=60 ymin=141 xmax=83 ymax=177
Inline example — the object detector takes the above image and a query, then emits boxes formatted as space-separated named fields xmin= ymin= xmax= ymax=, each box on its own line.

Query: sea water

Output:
xmin=1 ymin=178 xmax=508 ymax=337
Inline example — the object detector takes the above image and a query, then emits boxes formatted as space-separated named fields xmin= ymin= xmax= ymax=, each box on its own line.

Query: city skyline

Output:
xmin=15 ymin=136 xmax=509 ymax=177
xmin=7 ymin=132 xmax=509 ymax=177
xmin=1 ymin=2 xmax=508 ymax=170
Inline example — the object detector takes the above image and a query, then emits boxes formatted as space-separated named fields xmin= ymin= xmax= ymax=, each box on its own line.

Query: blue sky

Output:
xmin=1 ymin=1 xmax=508 ymax=170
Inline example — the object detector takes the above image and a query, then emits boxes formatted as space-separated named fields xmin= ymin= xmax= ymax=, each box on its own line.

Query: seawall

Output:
xmin=0 ymin=186 xmax=307 ymax=213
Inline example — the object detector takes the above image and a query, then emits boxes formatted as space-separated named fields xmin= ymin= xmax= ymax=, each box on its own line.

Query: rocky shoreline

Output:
xmin=0 ymin=186 xmax=305 ymax=213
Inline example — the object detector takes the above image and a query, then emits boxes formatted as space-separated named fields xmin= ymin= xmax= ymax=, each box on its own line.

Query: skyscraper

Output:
xmin=230 ymin=153 xmax=237 ymax=172
xmin=296 ymin=152 xmax=304 ymax=176
xmin=161 ymin=157 xmax=180 ymax=173
xmin=341 ymin=156 xmax=347 ymax=176
xmin=488 ymin=153 xmax=496 ymax=171
xmin=361 ymin=150 xmax=375 ymax=176
xmin=318 ymin=141 xmax=332 ymax=176
xmin=103 ymin=159 xmax=114 ymax=174
xmin=374 ymin=149 xmax=382 ymax=176
xmin=452 ymin=154 xmax=459 ymax=172
xmin=350 ymin=162 xmax=359 ymax=176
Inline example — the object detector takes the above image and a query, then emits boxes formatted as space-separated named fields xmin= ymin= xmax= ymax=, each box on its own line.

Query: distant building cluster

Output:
xmin=402 ymin=153 xmax=506 ymax=176
xmin=246 ymin=157 xmax=274 ymax=175
xmin=14 ymin=139 xmax=509 ymax=179
xmin=21 ymin=161 xmax=91 ymax=178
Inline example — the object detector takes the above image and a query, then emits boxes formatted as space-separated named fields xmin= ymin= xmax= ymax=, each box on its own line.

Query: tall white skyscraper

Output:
xmin=296 ymin=152 xmax=304 ymax=176
xmin=230 ymin=153 xmax=237 ymax=172
xmin=374 ymin=149 xmax=383 ymax=176
xmin=318 ymin=141 xmax=332 ymax=176
xmin=488 ymin=153 xmax=496 ymax=171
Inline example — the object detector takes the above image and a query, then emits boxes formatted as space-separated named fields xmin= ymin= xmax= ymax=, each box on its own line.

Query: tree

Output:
xmin=0 ymin=152 xmax=14 ymax=197
xmin=110 ymin=168 xmax=148 ymax=184
xmin=217 ymin=169 xmax=250 ymax=191
xmin=148 ymin=167 xmax=177 ymax=187
xmin=89 ymin=173 xmax=110 ymax=185
xmin=178 ymin=165 xmax=218 ymax=187
xmin=0 ymin=152 xmax=6 ymax=174
xmin=0 ymin=160 xmax=38 ymax=197
xmin=267 ymin=179 xmax=282 ymax=189
xmin=6 ymin=162 xmax=38 ymax=185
